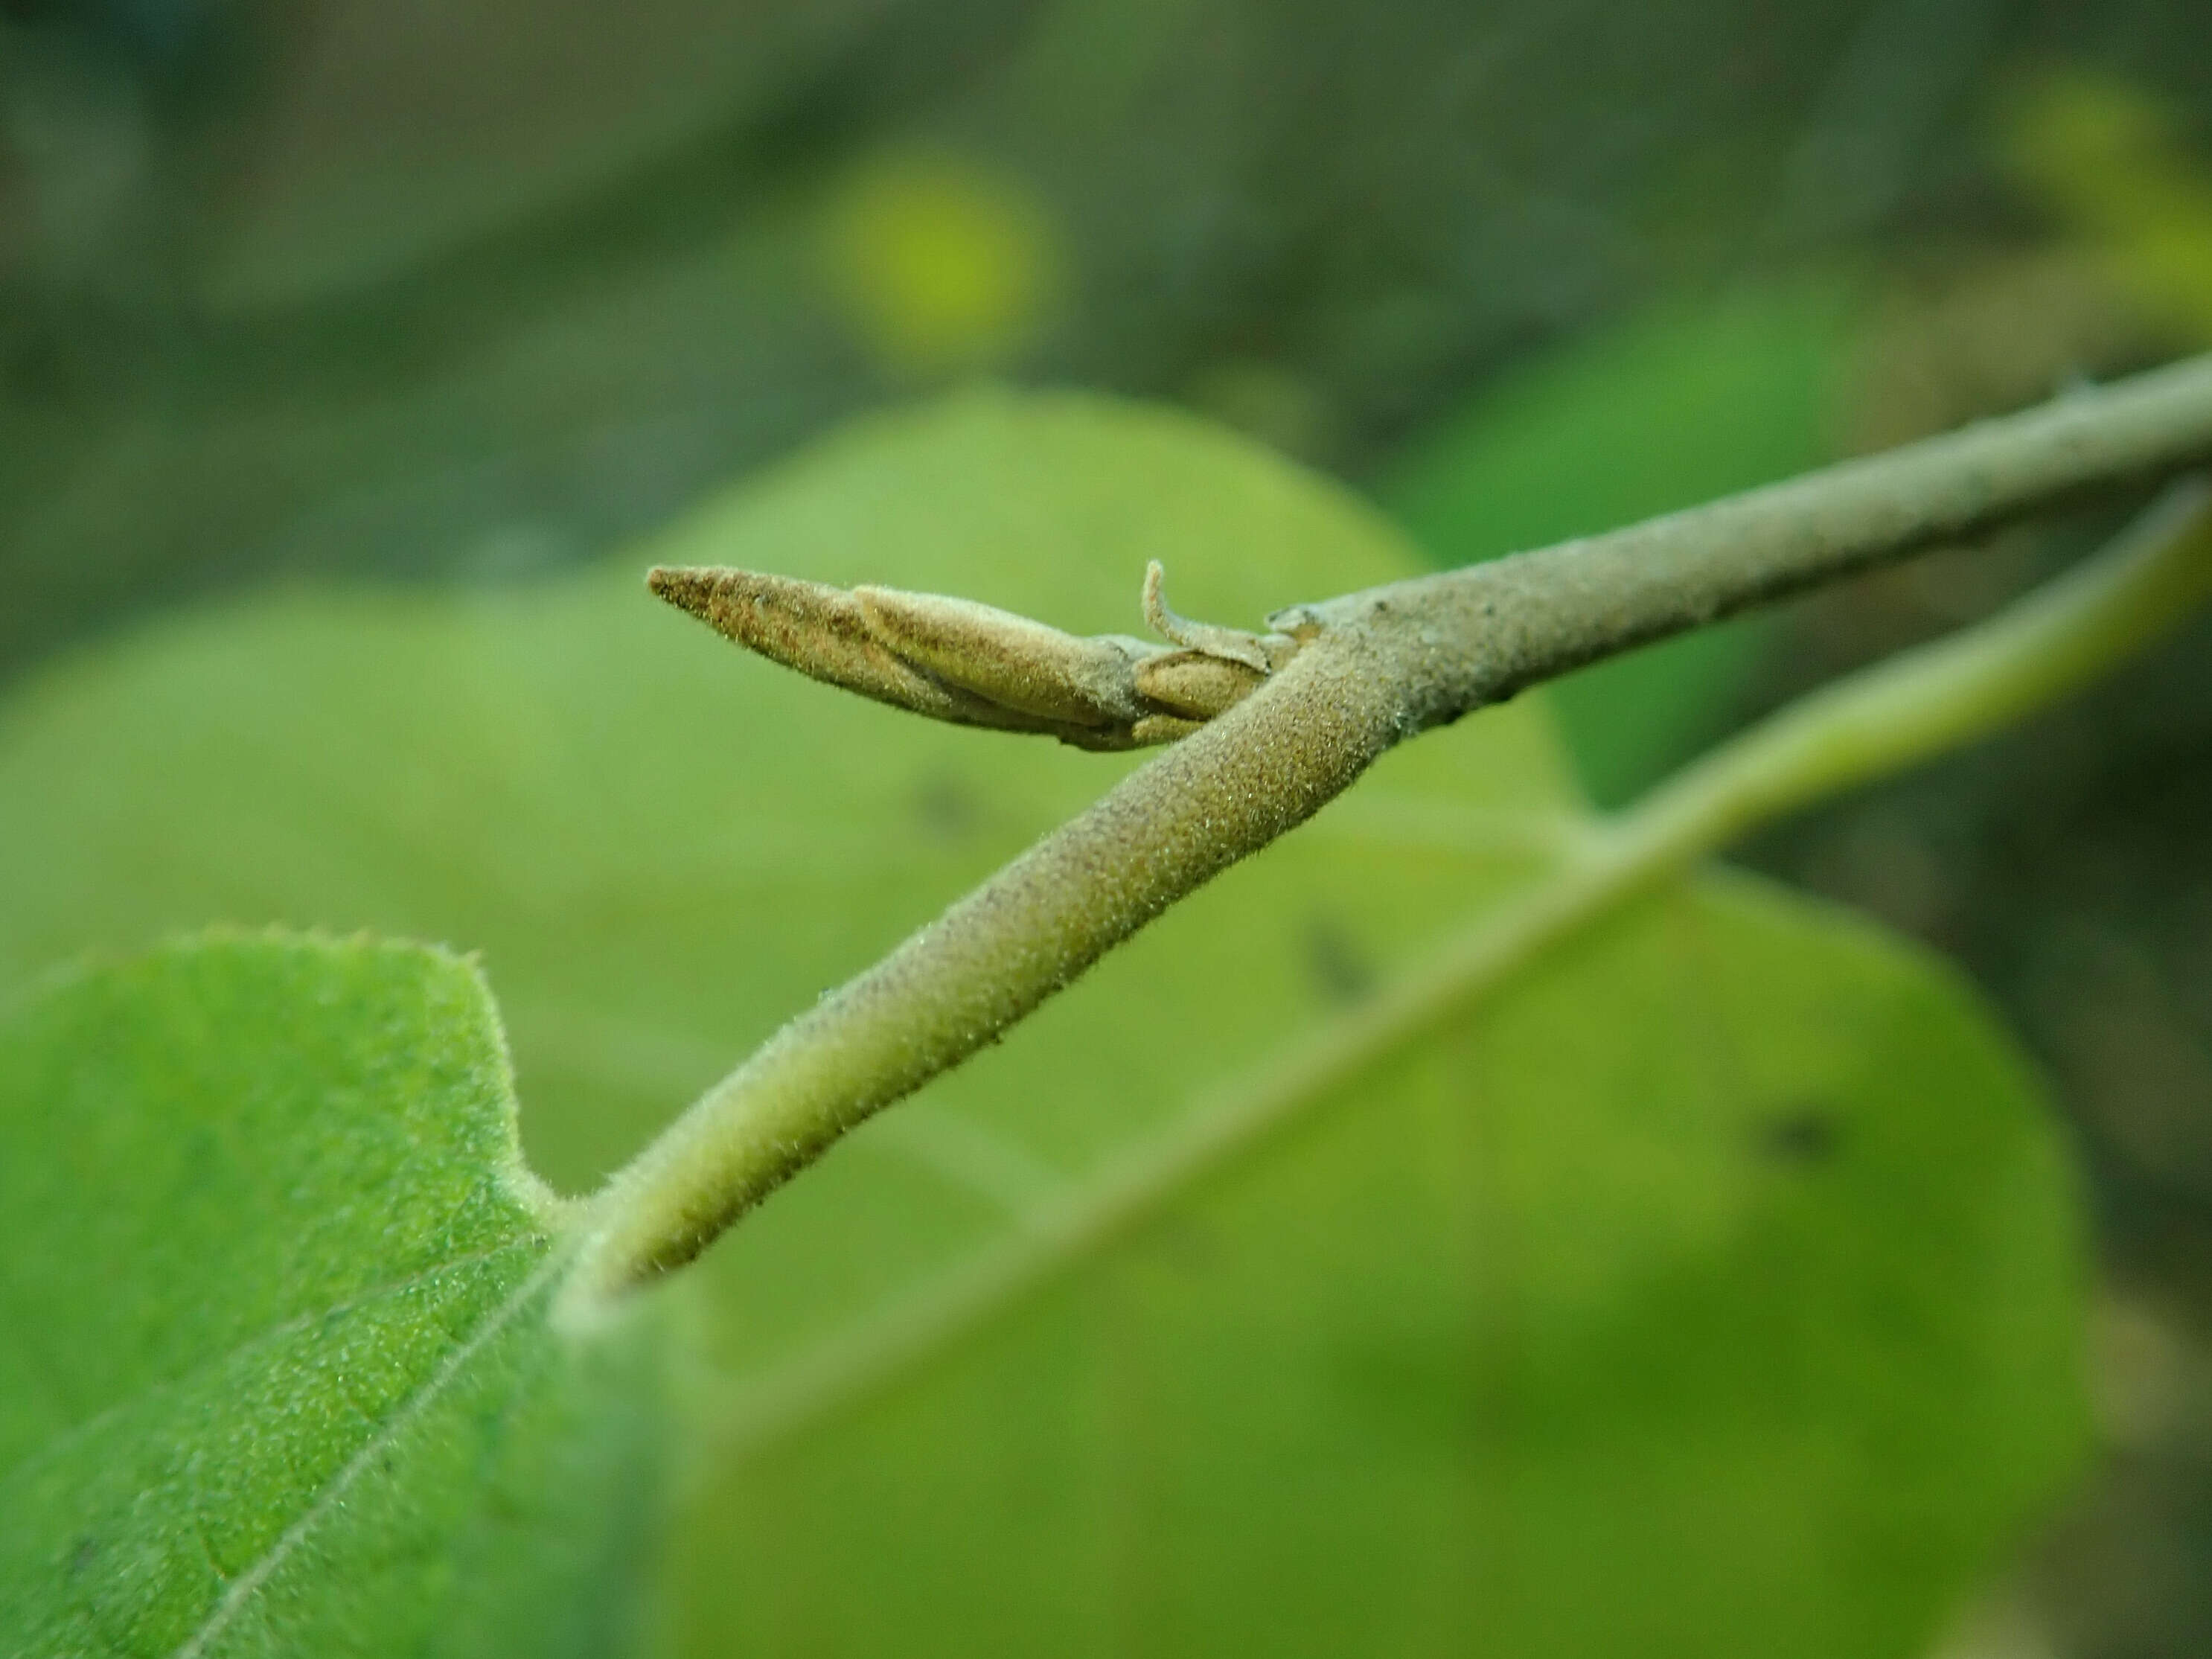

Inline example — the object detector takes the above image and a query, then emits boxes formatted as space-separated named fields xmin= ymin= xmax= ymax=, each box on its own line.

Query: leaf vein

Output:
xmin=169 ymin=1243 xmax=568 ymax=1659
xmin=0 ymin=1239 xmax=537 ymax=1497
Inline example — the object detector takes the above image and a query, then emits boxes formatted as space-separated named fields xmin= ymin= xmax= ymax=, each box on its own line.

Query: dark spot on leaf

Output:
xmin=912 ymin=773 xmax=979 ymax=840
xmin=67 ymin=1535 xmax=98 ymax=1578
xmin=1305 ymin=915 xmax=1376 ymax=1005
xmin=1757 ymin=1106 xmax=1841 ymax=1166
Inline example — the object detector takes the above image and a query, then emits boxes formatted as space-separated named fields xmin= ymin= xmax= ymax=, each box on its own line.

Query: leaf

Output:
xmin=673 ymin=875 xmax=2084 ymax=1659
xmin=0 ymin=390 xmax=2083 ymax=1655
xmin=0 ymin=935 xmax=662 ymax=1658
xmin=1378 ymin=286 xmax=1855 ymax=804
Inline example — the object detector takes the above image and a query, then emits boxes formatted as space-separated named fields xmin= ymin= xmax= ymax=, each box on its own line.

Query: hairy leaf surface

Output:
xmin=0 ymin=936 xmax=661 ymax=1658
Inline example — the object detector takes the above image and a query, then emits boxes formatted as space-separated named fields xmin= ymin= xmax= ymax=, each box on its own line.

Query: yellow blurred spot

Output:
xmin=823 ymin=151 xmax=1061 ymax=379
xmin=2004 ymin=72 xmax=2212 ymax=340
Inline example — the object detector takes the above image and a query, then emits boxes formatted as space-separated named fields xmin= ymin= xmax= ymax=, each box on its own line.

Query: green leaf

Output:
xmin=672 ymin=875 xmax=2084 ymax=1659
xmin=0 ymin=935 xmax=662 ymax=1658
xmin=1378 ymin=286 xmax=1856 ymax=805
xmin=0 ymin=389 xmax=2083 ymax=1655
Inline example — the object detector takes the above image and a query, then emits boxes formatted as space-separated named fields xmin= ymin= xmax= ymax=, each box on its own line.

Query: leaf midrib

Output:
xmin=169 ymin=1241 xmax=572 ymax=1659
xmin=0 ymin=1239 xmax=540 ymax=1495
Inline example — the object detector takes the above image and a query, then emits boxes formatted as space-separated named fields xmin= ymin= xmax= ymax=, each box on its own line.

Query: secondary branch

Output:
xmin=561 ymin=352 xmax=2212 ymax=1315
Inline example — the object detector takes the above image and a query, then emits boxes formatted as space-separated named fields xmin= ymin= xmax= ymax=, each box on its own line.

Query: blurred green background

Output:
xmin=7 ymin=1 xmax=2212 ymax=1653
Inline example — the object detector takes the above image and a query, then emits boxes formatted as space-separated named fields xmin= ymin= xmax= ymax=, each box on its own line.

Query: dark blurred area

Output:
xmin=6 ymin=1 xmax=2212 ymax=1652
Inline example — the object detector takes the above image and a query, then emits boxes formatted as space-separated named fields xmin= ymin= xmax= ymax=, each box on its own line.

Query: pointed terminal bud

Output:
xmin=648 ymin=561 xmax=1314 ymax=749
xmin=648 ymin=566 xmax=1035 ymax=731
xmin=854 ymin=586 xmax=1147 ymax=728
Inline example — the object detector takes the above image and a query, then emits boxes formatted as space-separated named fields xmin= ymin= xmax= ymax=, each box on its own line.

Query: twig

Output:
xmin=560 ymin=354 xmax=2212 ymax=1315
xmin=701 ymin=477 xmax=2212 ymax=1451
